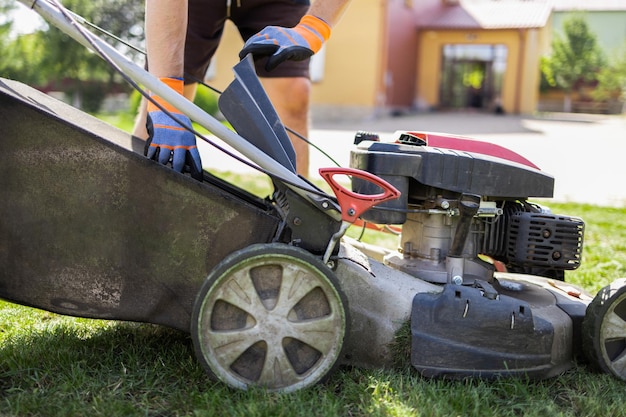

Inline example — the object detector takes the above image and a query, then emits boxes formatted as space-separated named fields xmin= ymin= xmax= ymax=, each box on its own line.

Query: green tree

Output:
xmin=0 ymin=0 xmax=14 ymax=37
xmin=1 ymin=0 xmax=144 ymax=111
xmin=1 ymin=2 xmax=44 ymax=84
xmin=0 ymin=33 xmax=46 ymax=85
xmin=542 ymin=15 xmax=605 ymax=112
xmin=592 ymin=44 xmax=626 ymax=113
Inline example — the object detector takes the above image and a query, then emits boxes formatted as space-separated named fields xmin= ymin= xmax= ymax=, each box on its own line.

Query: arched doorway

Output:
xmin=439 ymin=44 xmax=508 ymax=111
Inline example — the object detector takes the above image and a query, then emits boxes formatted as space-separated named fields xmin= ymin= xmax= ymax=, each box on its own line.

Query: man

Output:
xmin=139 ymin=0 xmax=350 ymax=179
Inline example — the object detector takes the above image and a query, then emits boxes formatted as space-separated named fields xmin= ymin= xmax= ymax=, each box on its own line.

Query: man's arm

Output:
xmin=143 ymin=0 xmax=203 ymax=180
xmin=145 ymin=0 xmax=187 ymax=78
xmin=307 ymin=0 xmax=351 ymax=28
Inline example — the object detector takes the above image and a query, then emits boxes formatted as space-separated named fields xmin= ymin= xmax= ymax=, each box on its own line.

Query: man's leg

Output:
xmin=132 ymin=95 xmax=150 ymax=140
xmin=132 ymin=83 xmax=199 ymax=140
xmin=261 ymin=76 xmax=311 ymax=177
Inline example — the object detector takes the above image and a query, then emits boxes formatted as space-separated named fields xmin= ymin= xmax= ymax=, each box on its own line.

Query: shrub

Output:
xmin=129 ymin=88 xmax=143 ymax=114
xmin=193 ymin=85 xmax=219 ymax=117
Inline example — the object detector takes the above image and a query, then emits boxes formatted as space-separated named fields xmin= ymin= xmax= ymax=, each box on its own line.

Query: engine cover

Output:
xmin=350 ymin=132 xmax=583 ymax=281
xmin=350 ymin=137 xmax=554 ymax=224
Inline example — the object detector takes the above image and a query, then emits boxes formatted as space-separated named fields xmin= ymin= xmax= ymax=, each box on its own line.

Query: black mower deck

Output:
xmin=0 ymin=78 xmax=280 ymax=331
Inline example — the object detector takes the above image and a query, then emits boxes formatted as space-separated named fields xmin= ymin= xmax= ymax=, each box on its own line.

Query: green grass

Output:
xmin=1 ymin=306 xmax=626 ymax=417
xmin=2 ymin=173 xmax=626 ymax=416
xmin=95 ymin=112 xmax=137 ymax=134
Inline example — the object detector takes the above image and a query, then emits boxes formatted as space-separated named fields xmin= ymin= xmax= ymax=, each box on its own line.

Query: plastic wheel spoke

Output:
xmin=274 ymin=266 xmax=320 ymax=315
xmin=289 ymin=315 xmax=341 ymax=353
xmin=611 ymin=351 xmax=626 ymax=375
xmin=215 ymin=270 xmax=266 ymax=316
xmin=258 ymin=342 xmax=299 ymax=386
xmin=210 ymin=328 xmax=260 ymax=366
xmin=603 ymin=310 xmax=626 ymax=340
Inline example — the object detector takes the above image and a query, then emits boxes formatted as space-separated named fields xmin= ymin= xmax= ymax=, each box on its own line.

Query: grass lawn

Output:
xmin=2 ymin=170 xmax=626 ymax=416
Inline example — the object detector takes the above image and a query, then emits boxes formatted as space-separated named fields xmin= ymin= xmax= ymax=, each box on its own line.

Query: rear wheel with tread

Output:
xmin=582 ymin=278 xmax=626 ymax=381
xmin=191 ymin=243 xmax=348 ymax=392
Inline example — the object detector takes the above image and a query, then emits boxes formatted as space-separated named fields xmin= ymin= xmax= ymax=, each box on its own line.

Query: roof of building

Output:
xmin=418 ymin=0 xmax=553 ymax=30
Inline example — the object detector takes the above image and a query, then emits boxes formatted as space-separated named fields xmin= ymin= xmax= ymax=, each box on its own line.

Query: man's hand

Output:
xmin=145 ymin=77 xmax=203 ymax=181
xmin=239 ymin=15 xmax=331 ymax=71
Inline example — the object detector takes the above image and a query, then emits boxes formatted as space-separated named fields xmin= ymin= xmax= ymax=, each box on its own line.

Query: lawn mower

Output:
xmin=1 ymin=0 xmax=625 ymax=392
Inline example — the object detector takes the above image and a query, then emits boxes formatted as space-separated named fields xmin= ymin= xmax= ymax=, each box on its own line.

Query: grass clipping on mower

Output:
xmin=390 ymin=319 xmax=412 ymax=369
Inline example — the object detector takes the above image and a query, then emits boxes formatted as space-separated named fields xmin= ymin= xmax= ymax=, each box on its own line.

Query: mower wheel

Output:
xmin=582 ymin=278 xmax=626 ymax=381
xmin=191 ymin=243 xmax=349 ymax=392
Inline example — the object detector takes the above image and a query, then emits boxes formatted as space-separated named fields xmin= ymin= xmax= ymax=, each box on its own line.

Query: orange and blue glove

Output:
xmin=146 ymin=77 xmax=203 ymax=181
xmin=239 ymin=15 xmax=331 ymax=71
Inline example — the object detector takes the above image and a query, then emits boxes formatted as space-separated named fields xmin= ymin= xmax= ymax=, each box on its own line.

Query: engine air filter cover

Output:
xmin=508 ymin=212 xmax=584 ymax=270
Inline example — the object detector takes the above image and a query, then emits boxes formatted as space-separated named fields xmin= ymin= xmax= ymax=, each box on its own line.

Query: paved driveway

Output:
xmin=200 ymin=112 xmax=626 ymax=207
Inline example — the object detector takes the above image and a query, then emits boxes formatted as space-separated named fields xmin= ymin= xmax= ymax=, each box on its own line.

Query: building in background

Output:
xmin=411 ymin=0 xmax=551 ymax=114
xmin=207 ymin=0 xmax=624 ymax=116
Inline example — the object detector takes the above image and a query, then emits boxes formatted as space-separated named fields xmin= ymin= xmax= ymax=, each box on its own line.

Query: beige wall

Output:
xmin=416 ymin=27 xmax=546 ymax=114
xmin=311 ymin=0 xmax=386 ymax=106
xmin=520 ymin=28 xmax=542 ymax=114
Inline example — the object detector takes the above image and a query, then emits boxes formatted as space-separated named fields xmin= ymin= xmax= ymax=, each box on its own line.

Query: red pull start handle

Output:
xmin=319 ymin=167 xmax=401 ymax=223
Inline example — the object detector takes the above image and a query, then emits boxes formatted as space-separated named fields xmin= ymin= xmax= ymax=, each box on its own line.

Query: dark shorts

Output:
xmin=185 ymin=0 xmax=311 ymax=82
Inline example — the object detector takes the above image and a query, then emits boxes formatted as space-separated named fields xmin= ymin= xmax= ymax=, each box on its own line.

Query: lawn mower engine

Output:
xmin=388 ymin=198 xmax=583 ymax=283
xmin=350 ymin=131 xmax=584 ymax=285
xmin=348 ymin=131 xmax=588 ymax=379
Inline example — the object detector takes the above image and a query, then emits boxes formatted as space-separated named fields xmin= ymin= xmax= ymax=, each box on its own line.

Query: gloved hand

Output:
xmin=239 ymin=15 xmax=331 ymax=71
xmin=145 ymin=77 xmax=203 ymax=181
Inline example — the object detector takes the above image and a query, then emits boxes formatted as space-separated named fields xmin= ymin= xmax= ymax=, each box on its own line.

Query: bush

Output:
xmin=64 ymin=81 xmax=107 ymax=113
xmin=129 ymin=88 xmax=143 ymax=114
xmin=193 ymin=85 xmax=219 ymax=117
